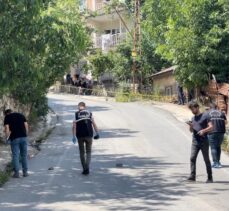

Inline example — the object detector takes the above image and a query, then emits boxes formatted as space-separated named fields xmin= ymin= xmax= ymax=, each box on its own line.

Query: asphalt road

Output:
xmin=0 ymin=93 xmax=229 ymax=211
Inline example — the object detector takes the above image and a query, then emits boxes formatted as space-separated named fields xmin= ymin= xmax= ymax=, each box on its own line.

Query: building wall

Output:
xmin=86 ymin=0 xmax=94 ymax=11
xmin=85 ymin=0 xmax=120 ymax=12
xmin=152 ymin=72 xmax=177 ymax=96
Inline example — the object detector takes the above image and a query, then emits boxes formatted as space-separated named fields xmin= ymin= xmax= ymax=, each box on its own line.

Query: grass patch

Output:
xmin=115 ymin=93 xmax=131 ymax=102
xmin=0 ymin=163 xmax=13 ymax=187
xmin=115 ymin=92 xmax=173 ymax=103
xmin=222 ymin=135 xmax=229 ymax=153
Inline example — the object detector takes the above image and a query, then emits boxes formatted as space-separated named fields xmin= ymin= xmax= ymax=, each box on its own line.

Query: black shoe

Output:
xmin=82 ymin=169 xmax=90 ymax=175
xmin=12 ymin=173 xmax=20 ymax=178
xmin=187 ymin=176 xmax=196 ymax=182
xmin=23 ymin=172 xmax=29 ymax=177
xmin=206 ymin=177 xmax=213 ymax=183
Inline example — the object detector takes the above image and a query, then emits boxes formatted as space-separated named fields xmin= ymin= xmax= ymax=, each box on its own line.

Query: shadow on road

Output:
xmin=0 ymin=152 xmax=195 ymax=211
xmin=1 ymin=95 xmax=228 ymax=210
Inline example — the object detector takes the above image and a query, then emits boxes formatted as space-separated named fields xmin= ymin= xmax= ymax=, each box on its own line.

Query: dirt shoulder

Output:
xmin=151 ymin=101 xmax=193 ymax=122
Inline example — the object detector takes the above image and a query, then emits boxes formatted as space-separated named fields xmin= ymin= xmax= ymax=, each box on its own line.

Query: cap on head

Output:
xmin=4 ymin=109 xmax=12 ymax=116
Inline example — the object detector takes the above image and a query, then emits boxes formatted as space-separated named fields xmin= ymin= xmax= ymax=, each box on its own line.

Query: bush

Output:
xmin=0 ymin=163 xmax=13 ymax=187
xmin=29 ymin=96 xmax=49 ymax=123
xmin=222 ymin=135 xmax=229 ymax=153
xmin=0 ymin=1 xmax=89 ymax=120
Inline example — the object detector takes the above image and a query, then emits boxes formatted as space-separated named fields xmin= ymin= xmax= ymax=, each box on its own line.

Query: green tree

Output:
xmin=89 ymin=50 xmax=114 ymax=79
xmin=141 ymin=32 xmax=171 ymax=79
xmin=143 ymin=0 xmax=229 ymax=87
xmin=0 ymin=0 xmax=89 ymax=116
xmin=112 ymin=43 xmax=133 ymax=82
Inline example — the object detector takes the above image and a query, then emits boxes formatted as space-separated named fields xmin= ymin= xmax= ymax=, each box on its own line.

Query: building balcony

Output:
xmin=93 ymin=33 xmax=127 ymax=51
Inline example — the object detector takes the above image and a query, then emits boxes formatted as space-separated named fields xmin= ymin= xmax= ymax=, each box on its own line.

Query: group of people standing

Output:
xmin=65 ymin=73 xmax=93 ymax=94
xmin=187 ymin=101 xmax=227 ymax=183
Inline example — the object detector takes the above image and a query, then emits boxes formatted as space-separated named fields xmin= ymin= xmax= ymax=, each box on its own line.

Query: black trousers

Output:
xmin=78 ymin=137 xmax=93 ymax=170
xmin=190 ymin=138 xmax=212 ymax=178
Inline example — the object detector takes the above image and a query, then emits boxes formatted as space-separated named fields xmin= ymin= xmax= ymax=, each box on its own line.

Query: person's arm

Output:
xmin=92 ymin=117 xmax=99 ymax=133
xmin=186 ymin=121 xmax=193 ymax=133
xmin=189 ymin=124 xmax=194 ymax=133
xmin=4 ymin=125 xmax=10 ymax=139
xmin=71 ymin=121 xmax=77 ymax=144
xmin=24 ymin=122 xmax=29 ymax=135
xmin=198 ymin=122 xmax=213 ymax=136
xmin=72 ymin=121 xmax=76 ymax=137
xmin=223 ymin=113 xmax=228 ymax=126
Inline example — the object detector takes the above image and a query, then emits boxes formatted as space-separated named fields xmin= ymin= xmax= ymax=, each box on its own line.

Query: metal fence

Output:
xmin=52 ymin=85 xmax=110 ymax=96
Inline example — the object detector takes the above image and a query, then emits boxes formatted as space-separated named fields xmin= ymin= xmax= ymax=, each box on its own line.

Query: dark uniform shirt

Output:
xmin=75 ymin=110 xmax=93 ymax=138
xmin=208 ymin=109 xmax=227 ymax=134
xmin=4 ymin=113 xmax=27 ymax=140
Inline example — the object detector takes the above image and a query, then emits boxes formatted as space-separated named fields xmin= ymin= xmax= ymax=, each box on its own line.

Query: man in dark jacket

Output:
xmin=4 ymin=109 xmax=29 ymax=178
xmin=208 ymin=103 xmax=227 ymax=168
xmin=72 ymin=102 xmax=99 ymax=175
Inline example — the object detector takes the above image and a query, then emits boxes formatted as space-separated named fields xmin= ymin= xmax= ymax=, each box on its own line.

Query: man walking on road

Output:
xmin=72 ymin=102 xmax=99 ymax=175
xmin=207 ymin=103 xmax=227 ymax=168
xmin=187 ymin=101 xmax=213 ymax=183
xmin=4 ymin=109 xmax=29 ymax=178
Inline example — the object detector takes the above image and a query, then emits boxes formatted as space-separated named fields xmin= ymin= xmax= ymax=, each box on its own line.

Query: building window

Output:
xmin=105 ymin=29 xmax=120 ymax=35
xmin=105 ymin=30 xmax=111 ymax=34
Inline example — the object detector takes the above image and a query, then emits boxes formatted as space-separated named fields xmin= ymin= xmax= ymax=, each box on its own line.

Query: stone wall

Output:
xmin=0 ymin=95 xmax=31 ymax=140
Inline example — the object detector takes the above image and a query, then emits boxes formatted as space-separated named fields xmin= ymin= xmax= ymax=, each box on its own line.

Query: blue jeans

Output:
xmin=208 ymin=133 xmax=224 ymax=163
xmin=10 ymin=137 xmax=28 ymax=174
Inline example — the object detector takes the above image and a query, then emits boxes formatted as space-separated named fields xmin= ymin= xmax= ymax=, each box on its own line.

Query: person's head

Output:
xmin=188 ymin=101 xmax=200 ymax=115
xmin=78 ymin=102 xmax=86 ymax=111
xmin=209 ymin=102 xmax=217 ymax=110
xmin=4 ymin=109 xmax=12 ymax=116
xmin=219 ymin=104 xmax=227 ymax=113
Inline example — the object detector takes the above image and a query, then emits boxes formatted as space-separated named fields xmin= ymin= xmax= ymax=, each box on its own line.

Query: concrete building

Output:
xmin=76 ymin=0 xmax=133 ymax=84
xmin=82 ymin=0 xmax=133 ymax=52
xmin=150 ymin=66 xmax=177 ymax=96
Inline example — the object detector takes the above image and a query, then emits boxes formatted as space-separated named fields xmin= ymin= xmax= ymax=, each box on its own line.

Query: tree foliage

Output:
xmin=143 ymin=0 xmax=229 ymax=87
xmin=0 ymin=0 xmax=89 ymax=114
xmin=89 ymin=50 xmax=114 ymax=79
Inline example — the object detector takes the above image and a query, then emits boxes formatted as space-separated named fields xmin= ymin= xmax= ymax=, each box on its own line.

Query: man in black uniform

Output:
xmin=186 ymin=101 xmax=213 ymax=183
xmin=208 ymin=103 xmax=227 ymax=168
xmin=72 ymin=102 xmax=99 ymax=175
xmin=4 ymin=109 xmax=29 ymax=178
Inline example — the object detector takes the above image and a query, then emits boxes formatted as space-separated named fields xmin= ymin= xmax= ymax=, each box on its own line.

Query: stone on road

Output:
xmin=0 ymin=93 xmax=229 ymax=211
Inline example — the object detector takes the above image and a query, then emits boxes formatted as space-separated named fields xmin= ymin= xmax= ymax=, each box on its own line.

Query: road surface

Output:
xmin=0 ymin=93 xmax=229 ymax=211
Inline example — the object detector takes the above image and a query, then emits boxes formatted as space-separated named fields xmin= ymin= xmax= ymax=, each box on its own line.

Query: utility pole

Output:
xmin=108 ymin=1 xmax=141 ymax=93
xmin=132 ymin=0 xmax=141 ymax=93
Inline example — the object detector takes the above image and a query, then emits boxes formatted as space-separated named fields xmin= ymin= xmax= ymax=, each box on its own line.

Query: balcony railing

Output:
xmin=94 ymin=33 xmax=127 ymax=51
xmin=95 ymin=2 xmax=104 ymax=11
